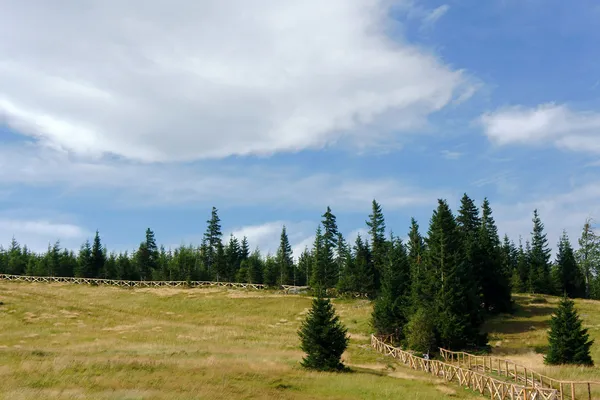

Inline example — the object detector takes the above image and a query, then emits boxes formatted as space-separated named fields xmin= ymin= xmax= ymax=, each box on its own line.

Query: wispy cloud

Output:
xmin=0 ymin=145 xmax=447 ymax=212
xmin=0 ymin=217 xmax=88 ymax=252
xmin=422 ymin=4 xmax=450 ymax=28
xmin=441 ymin=149 xmax=463 ymax=160
xmin=480 ymin=103 xmax=600 ymax=153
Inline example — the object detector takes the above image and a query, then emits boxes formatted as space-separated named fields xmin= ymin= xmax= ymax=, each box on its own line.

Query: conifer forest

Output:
xmin=2 ymin=195 xmax=599 ymax=352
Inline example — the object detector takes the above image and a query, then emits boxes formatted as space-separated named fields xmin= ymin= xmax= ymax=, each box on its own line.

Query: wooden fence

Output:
xmin=371 ymin=335 xmax=558 ymax=400
xmin=439 ymin=348 xmax=600 ymax=400
xmin=0 ymin=273 xmax=309 ymax=292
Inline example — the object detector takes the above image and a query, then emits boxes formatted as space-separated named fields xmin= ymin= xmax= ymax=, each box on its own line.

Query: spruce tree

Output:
xmin=576 ymin=219 xmax=600 ymax=298
xmin=91 ymin=230 xmax=105 ymax=279
xmin=554 ymin=231 xmax=585 ymax=298
xmin=297 ymin=247 xmax=312 ymax=286
xmin=425 ymin=199 xmax=485 ymax=349
xmin=310 ymin=225 xmax=329 ymax=290
xmin=77 ymin=240 xmax=93 ymax=278
xmin=276 ymin=226 xmax=294 ymax=285
xmin=321 ymin=207 xmax=339 ymax=287
xmin=544 ymin=296 xmax=594 ymax=366
xmin=513 ymin=238 xmax=529 ymax=293
xmin=240 ymin=236 xmax=250 ymax=261
xmin=225 ymin=234 xmax=241 ymax=280
xmin=372 ymin=236 xmax=410 ymax=342
xmin=478 ymin=198 xmax=511 ymax=313
xmin=247 ymin=249 xmax=264 ymax=284
xmin=203 ymin=206 xmax=223 ymax=276
xmin=366 ymin=199 xmax=386 ymax=293
xmin=407 ymin=218 xmax=427 ymax=312
xmin=298 ymin=291 xmax=349 ymax=371
xmin=353 ymin=235 xmax=375 ymax=297
xmin=529 ymin=209 xmax=552 ymax=294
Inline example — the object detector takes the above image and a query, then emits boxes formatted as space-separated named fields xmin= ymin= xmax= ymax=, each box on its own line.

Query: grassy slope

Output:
xmin=0 ymin=283 xmax=480 ymax=400
xmin=484 ymin=293 xmax=600 ymax=396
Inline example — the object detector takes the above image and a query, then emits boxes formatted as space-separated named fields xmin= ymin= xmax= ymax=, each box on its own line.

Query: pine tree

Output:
xmin=263 ymin=254 xmax=278 ymax=286
xmin=214 ymin=241 xmax=227 ymax=281
xmin=576 ymin=219 xmax=600 ymax=299
xmin=298 ymin=292 xmax=349 ymax=371
xmin=203 ymin=206 xmax=223 ymax=276
xmin=478 ymin=198 xmax=511 ymax=313
xmin=225 ymin=234 xmax=241 ymax=280
xmin=544 ymin=296 xmax=594 ymax=366
xmin=529 ymin=209 xmax=552 ymax=294
xmin=407 ymin=218 xmax=427 ymax=312
xmin=310 ymin=225 xmax=329 ymax=290
xmin=277 ymin=226 xmax=294 ymax=285
xmin=91 ymin=230 xmax=105 ymax=279
xmin=372 ymin=236 xmax=410 ymax=342
xmin=425 ymin=199 xmax=485 ymax=349
xmin=366 ymin=199 xmax=386 ymax=293
xmin=554 ymin=231 xmax=585 ymax=298
xmin=247 ymin=249 xmax=264 ymax=284
xmin=353 ymin=235 xmax=375 ymax=297
xmin=240 ymin=236 xmax=250 ymax=261
xmin=513 ymin=238 xmax=529 ymax=293
xmin=77 ymin=240 xmax=93 ymax=278
xmin=335 ymin=233 xmax=349 ymax=287
xmin=321 ymin=206 xmax=339 ymax=287
xmin=297 ymin=247 xmax=312 ymax=286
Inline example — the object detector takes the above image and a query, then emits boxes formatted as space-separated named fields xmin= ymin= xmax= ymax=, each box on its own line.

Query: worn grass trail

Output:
xmin=0 ymin=283 xmax=480 ymax=400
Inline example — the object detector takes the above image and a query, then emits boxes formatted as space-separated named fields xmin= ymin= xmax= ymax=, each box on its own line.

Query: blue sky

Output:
xmin=0 ymin=0 xmax=599 ymax=256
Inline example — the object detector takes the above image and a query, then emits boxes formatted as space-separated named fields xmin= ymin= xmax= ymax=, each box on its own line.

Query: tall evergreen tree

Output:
xmin=298 ymin=291 xmax=349 ymax=371
xmin=366 ymin=199 xmax=387 ymax=292
xmin=276 ymin=226 xmax=294 ymax=285
xmin=335 ymin=233 xmax=349 ymax=287
xmin=310 ymin=225 xmax=331 ymax=290
xmin=91 ymin=230 xmax=105 ymax=279
xmin=425 ymin=199 xmax=485 ymax=349
xmin=203 ymin=207 xmax=222 ymax=276
xmin=407 ymin=218 xmax=427 ymax=312
xmin=247 ymin=249 xmax=264 ymax=284
xmin=77 ymin=240 xmax=93 ymax=278
xmin=297 ymin=247 xmax=312 ymax=287
xmin=513 ymin=238 xmax=529 ymax=293
xmin=576 ymin=219 xmax=600 ymax=299
xmin=544 ymin=296 xmax=594 ymax=366
xmin=240 ymin=236 xmax=250 ymax=261
xmin=372 ymin=236 xmax=411 ymax=341
xmin=529 ymin=209 xmax=552 ymax=294
xmin=321 ymin=207 xmax=339 ymax=287
xmin=553 ymin=231 xmax=585 ymax=298
xmin=354 ymin=234 xmax=375 ymax=297
xmin=478 ymin=198 xmax=512 ymax=313
xmin=225 ymin=234 xmax=241 ymax=280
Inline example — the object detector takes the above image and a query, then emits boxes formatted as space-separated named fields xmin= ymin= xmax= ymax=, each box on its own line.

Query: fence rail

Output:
xmin=371 ymin=335 xmax=558 ymax=400
xmin=439 ymin=348 xmax=600 ymax=400
xmin=0 ymin=273 xmax=310 ymax=292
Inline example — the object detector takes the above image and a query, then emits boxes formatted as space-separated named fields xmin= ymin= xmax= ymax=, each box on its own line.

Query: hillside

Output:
xmin=485 ymin=294 xmax=600 ymax=382
xmin=0 ymin=282 xmax=480 ymax=400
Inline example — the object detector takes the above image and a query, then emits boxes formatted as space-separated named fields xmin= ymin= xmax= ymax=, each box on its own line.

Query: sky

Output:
xmin=0 ymin=0 xmax=599 ymax=257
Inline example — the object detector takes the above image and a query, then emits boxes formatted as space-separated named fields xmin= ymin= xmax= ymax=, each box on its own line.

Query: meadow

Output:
xmin=0 ymin=282 xmax=480 ymax=400
xmin=1 ymin=283 xmax=599 ymax=400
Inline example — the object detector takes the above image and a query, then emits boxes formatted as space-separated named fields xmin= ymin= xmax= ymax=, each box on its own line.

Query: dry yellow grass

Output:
xmin=484 ymin=294 xmax=600 ymax=398
xmin=0 ymin=282 xmax=482 ymax=400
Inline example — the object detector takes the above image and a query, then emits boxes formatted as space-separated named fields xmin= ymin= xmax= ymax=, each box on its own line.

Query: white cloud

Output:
xmin=480 ymin=103 xmax=600 ymax=153
xmin=422 ymin=5 xmax=450 ymax=27
xmin=441 ymin=149 xmax=463 ymax=160
xmin=0 ymin=145 xmax=445 ymax=212
xmin=0 ymin=0 xmax=472 ymax=162
xmin=0 ymin=218 xmax=88 ymax=253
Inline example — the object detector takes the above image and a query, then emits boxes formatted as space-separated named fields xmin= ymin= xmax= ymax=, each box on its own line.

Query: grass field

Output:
xmin=484 ymin=294 xmax=600 ymax=382
xmin=0 ymin=282 xmax=481 ymax=400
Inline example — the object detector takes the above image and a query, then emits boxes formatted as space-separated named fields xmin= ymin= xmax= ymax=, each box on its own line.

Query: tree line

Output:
xmin=1 ymin=197 xmax=599 ymax=300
